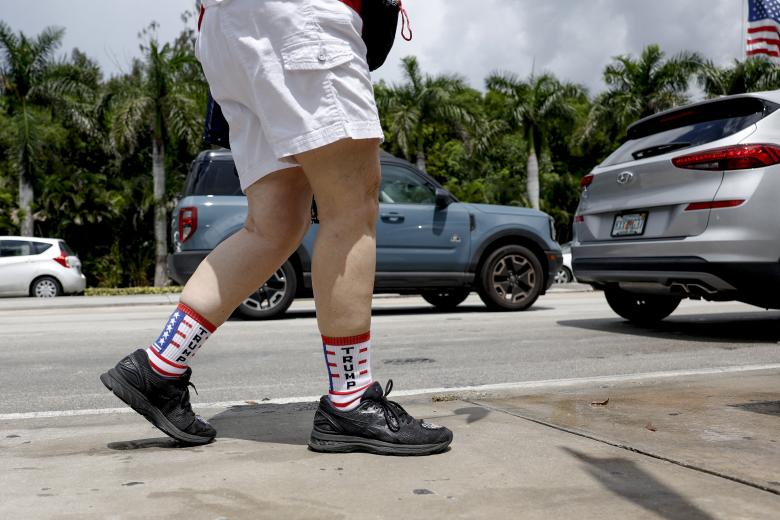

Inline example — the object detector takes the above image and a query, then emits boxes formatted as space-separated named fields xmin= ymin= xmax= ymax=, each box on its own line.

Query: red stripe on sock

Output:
xmin=325 ymin=351 xmax=336 ymax=356
xmin=181 ymin=321 xmax=193 ymax=328
xmin=148 ymin=359 xmax=183 ymax=378
xmin=321 ymin=331 xmax=370 ymax=346
xmin=329 ymin=382 xmax=372 ymax=396
xmin=176 ymin=331 xmax=186 ymax=338
xmin=331 ymin=395 xmax=362 ymax=408
xmin=170 ymin=340 xmax=181 ymax=348
xmin=327 ymin=362 xmax=337 ymax=367
xmin=149 ymin=347 xmax=187 ymax=369
xmin=178 ymin=303 xmax=217 ymax=333
xmin=359 ymin=370 xmax=368 ymax=376
xmin=358 ymin=359 xmax=367 ymax=365
xmin=359 ymin=348 xmax=368 ymax=353
xmin=331 ymin=374 xmax=340 ymax=378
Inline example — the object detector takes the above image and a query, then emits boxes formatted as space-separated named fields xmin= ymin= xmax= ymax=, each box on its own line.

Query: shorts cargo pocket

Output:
xmin=281 ymin=38 xmax=354 ymax=71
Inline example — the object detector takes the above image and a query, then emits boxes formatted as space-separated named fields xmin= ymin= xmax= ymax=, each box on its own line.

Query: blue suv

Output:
xmin=169 ymin=149 xmax=562 ymax=319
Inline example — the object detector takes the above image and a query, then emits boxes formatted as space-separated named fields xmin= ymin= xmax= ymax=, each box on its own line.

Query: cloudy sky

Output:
xmin=1 ymin=0 xmax=747 ymax=95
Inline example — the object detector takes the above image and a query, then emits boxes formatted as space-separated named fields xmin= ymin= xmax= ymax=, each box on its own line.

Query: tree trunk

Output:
xmin=526 ymin=147 xmax=540 ymax=210
xmin=18 ymin=168 xmax=34 ymax=236
xmin=152 ymin=138 xmax=168 ymax=287
xmin=416 ymin=149 xmax=427 ymax=174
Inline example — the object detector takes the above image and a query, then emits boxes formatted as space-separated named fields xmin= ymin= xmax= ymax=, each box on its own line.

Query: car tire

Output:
xmin=477 ymin=244 xmax=543 ymax=311
xmin=30 ymin=276 xmax=62 ymax=298
xmin=554 ymin=266 xmax=573 ymax=284
xmin=237 ymin=260 xmax=297 ymax=320
xmin=604 ymin=286 xmax=681 ymax=324
xmin=422 ymin=288 xmax=471 ymax=310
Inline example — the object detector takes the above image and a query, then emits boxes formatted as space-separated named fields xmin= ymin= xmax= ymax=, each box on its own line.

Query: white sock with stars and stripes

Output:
xmin=323 ymin=332 xmax=373 ymax=411
xmin=145 ymin=303 xmax=216 ymax=378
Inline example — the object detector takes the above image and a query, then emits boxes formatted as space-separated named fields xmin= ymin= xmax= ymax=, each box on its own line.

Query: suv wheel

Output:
xmin=237 ymin=261 xmax=297 ymax=319
xmin=422 ymin=288 xmax=471 ymax=310
xmin=477 ymin=245 xmax=543 ymax=311
xmin=604 ymin=286 xmax=681 ymax=324
xmin=31 ymin=276 xmax=62 ymax=298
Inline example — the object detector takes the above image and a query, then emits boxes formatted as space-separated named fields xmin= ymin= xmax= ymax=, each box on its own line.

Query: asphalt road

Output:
xmin=2 ymin=292 xmax=779 ymax=414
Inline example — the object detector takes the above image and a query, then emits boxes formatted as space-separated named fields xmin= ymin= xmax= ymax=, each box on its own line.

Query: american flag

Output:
xmin=747 ymin=0 xmax=780 ymax=61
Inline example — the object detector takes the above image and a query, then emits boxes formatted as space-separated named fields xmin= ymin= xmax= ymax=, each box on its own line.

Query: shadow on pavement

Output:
xmin=108 ymin=437 xmax=182 ymax=450
xmin=562 ymin=447 xmax=716 ymax=520
xmin=453 ymin=406 xmax=490 ymax=424
xmin=557 ymin=311 xmax=780 ymax=344
xmin=208 ymin=402 xmax=318 ymax=445
xmin=105 ymin=403 xmax=317 ymax=450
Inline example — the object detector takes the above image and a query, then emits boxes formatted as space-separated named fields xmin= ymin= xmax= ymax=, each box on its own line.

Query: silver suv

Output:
xmin=573 ymin=91 xmax=780 ymax=323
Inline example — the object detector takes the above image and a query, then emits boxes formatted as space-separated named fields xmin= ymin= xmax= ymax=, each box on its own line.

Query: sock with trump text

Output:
xmin=323 ymin=332 xmax=372 ymax=411
xmin=145 ymin=303 xmax=216 ymax=378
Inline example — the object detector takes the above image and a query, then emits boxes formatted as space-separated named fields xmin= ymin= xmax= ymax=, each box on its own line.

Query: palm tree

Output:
xmin=699 ymin=57 xmax=780 ymax=98
xmin=0 ymin=23 xmax=69 ymax=236
xmin=486 ymin=72 xmax=584 ymax=210
xmin=586 ymin=44 xmax=702 ymax=142
xmin=376 ymin=56 xmax=474 ymax=173
xmin=110 ymin=23 xmax=202 ymax=286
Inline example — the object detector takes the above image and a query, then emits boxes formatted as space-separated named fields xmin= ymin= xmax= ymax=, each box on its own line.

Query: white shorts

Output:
xmin=197 ymin=0 xmax=384 ymax=192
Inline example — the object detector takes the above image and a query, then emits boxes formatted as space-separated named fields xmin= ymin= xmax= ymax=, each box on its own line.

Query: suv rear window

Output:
xmin=183 ymin=159 xmax=242 ymax=196
xmin=601 ymin=97 xmax=779 ymax=166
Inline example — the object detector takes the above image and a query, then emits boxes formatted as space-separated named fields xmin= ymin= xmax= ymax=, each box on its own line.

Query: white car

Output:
xmin=554 ymin=242 xmax=575 ymax=284
xmin=0 ymin=236 xmax=86 ymax=297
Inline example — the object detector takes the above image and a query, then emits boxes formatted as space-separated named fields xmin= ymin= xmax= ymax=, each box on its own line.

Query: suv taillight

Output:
xmin=53 ymin=247 xmax=70 ymax=268
xmin=179 ymin=207 xmax=198 ymax=243
xmin=672 ymin=144 xmax=780 ymax=171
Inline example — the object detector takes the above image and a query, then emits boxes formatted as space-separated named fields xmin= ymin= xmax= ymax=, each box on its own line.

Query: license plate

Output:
xmin=612 ymin=212 xmax=647 ymax=237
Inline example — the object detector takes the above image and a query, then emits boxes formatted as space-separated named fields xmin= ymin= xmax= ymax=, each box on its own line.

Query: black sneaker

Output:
xmin=308 ymin=380 xmax=452 ymax=455
xmin=100 ymin=349 xmax=216 ymax=445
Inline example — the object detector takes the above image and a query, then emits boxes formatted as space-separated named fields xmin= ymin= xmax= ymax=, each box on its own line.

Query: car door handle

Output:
xmin=380 ymin=213 xmax=404 ymax=223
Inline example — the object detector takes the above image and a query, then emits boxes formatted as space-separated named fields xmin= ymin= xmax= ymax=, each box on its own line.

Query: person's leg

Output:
xmin=298 ymin=138 xmax=453 ymax=455
xmin=101 ymin=167 xmax=312 ymax=444
xmin=295 ymin=139 xmax=379 ymax=410
xmin=180 ymin=167 xmax=312 ymax=326
xmin=142 ymin=166 xmax=312 ymax=378
xmin=295 ymin=138 xmax=380 ymax=337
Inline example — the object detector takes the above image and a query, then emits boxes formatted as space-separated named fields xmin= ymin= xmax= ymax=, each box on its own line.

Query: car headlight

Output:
xmin=549 ymin=217 xmax=557 ymax=241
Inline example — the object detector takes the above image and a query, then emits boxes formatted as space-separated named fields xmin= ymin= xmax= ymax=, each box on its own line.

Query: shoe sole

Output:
xmin=308 ymin=430 xmax=450 ymax=456
xmin=100 ymin=369 xmax=214 ymax=446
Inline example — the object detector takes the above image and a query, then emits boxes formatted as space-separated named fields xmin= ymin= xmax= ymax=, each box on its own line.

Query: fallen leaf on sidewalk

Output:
xmin=590 ymin=398 xmax=609 ymax=406
xmin=645 ymin=423 xmax=657 ymax=432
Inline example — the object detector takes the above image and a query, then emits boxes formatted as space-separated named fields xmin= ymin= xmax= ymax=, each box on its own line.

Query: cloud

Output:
xmin=373 ymin=0 xmax=744 ymax=94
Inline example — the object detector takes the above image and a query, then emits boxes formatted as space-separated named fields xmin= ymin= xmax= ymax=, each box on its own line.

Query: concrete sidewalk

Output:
xmin=2 ymin=368 xmax=779 ymax=518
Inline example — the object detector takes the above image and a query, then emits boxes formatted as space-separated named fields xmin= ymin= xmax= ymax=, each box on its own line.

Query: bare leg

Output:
xmin=294 ymin=139 xmax=381 ymax=337
xmin=180 ymin=167 xmax=312 ymax=325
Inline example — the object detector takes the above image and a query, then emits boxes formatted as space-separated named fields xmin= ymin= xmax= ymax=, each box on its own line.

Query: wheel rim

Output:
xmin=242 ymin=269 xmax=287 ymax=312
xmin=35 ymin=279 xmax=58 ymax=298
xmin=554 ymin=268 xmax=570 ymax=284
xmin=491 ymin=254 xmax=536 ymax=304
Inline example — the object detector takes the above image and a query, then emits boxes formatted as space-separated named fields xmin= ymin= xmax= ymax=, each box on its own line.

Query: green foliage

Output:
xmin=1 ymin=16 xmax=778 ymax=289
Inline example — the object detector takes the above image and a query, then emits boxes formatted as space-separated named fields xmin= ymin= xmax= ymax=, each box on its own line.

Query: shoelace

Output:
xmin=173 ymin=379 xmax=199 ymax=414
xmin=373 ymin=379 xmax=414 ymax=432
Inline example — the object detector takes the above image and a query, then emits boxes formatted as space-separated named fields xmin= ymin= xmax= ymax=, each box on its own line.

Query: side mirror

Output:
xmin=435 ymin=188 xmax=452 ymax=208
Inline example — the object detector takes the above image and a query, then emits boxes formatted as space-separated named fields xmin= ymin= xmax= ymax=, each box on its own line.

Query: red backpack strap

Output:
xmin=399 ymin=1 xmax=412 ymax=41
xmin=198 ymin=4 xmax=205 ymax=31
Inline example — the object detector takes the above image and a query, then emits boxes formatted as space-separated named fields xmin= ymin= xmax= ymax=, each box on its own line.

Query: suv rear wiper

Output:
xmin=631 ymin=142 xmax=691 ymax=160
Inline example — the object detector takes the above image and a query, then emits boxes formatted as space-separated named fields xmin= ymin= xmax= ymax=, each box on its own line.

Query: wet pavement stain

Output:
xmin=122 ymin=481 xmax=144 ymax=487
xmin=413 ymin=489 xmax=434 ymax=495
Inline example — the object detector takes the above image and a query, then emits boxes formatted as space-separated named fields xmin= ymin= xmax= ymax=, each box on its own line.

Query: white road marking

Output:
xmin=2 ymin=363 xmax=780 ymax=421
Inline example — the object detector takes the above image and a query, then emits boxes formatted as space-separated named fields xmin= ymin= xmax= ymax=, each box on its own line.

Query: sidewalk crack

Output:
xmin=463 ymin=399 xmax=780 ymax=497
